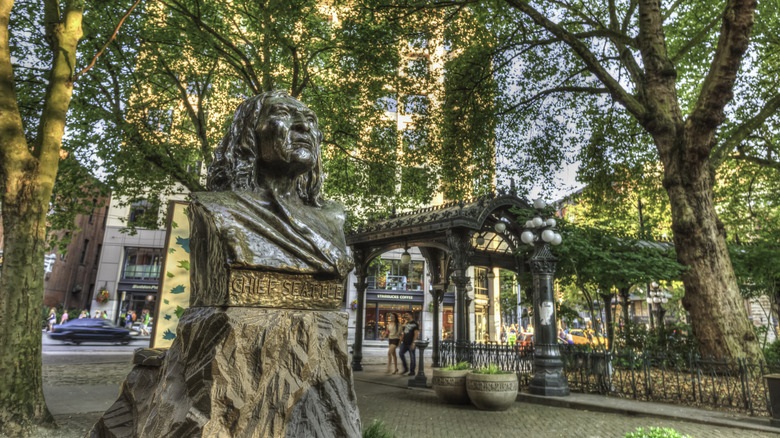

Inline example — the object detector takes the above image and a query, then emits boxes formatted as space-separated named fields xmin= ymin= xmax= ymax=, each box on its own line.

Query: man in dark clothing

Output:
xmin=398 ymin=312 xmax=420 ymax=376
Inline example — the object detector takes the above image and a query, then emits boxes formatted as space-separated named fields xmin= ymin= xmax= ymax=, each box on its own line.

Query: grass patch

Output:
xmin=624 ymin=427 xmax=691 ymax=438
xmin=363 ymin=419 xmax=395 ymax=438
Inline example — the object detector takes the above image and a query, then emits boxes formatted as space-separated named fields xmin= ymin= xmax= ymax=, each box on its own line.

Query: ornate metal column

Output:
xmin=521 ymin=200 xmax=569 ymax=396
xmin=351 ymin=249 xmax=368 ymax=371
xmin=528 ymin=244 xmax=569 ymax=396
xmin=430 ymin=285 xmax=445 ymax=367
xmin=451 ymin=273 xmax=469 ymax=362
xmin=447 ymin=230 xmax=472 ymax=363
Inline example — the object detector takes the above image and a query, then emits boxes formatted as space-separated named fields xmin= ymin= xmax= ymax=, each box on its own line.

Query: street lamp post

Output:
xmin=647 ymin=282 xmax=668 ymax=329
xmin=518 ymin=198 xmax=569 ymax=397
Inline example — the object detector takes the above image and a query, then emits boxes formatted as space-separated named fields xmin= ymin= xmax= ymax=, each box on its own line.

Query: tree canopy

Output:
xmin=380 ymin=0 xmax=778 ymax=359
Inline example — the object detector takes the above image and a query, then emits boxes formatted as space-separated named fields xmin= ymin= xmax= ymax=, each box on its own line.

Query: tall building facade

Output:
xmin=90 ymin=190 xmax=188 ymax=322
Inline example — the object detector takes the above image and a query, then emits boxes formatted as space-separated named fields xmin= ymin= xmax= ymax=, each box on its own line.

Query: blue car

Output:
xmin=48 ymin=318 xmax=134 ymax=345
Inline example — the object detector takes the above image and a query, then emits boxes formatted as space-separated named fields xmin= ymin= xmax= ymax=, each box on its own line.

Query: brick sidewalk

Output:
xmin=353 ymin=365 xmax=779 ymax=437
xmin=39 ymin=360 xmax=780 ymax=437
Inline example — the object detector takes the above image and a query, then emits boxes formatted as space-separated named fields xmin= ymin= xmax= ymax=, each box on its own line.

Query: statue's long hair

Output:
xmin=207 ymin=90 xmax=323 ymax=207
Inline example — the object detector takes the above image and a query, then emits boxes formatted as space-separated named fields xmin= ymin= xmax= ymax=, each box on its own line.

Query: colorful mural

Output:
xmin=152 ymin=202 xmax=191 ymax=348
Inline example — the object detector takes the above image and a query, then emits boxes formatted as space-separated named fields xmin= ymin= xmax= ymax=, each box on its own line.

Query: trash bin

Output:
xmin=765 ymin=374 xmax=780 ymax=426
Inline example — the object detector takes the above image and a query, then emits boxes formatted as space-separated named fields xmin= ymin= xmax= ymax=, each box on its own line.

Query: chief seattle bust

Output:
xmin=189 ymin=91 xmax=352 ymax=309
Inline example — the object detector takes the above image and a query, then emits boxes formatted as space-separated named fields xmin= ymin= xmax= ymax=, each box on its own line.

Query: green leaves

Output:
xmin=552 ymin=222 xmax=686 ymax=296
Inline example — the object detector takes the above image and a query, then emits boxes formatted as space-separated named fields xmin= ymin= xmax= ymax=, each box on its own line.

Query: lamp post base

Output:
xmin=351 ymin=343 xmax=363 ymax=371
xmin=529 ymin=371 xmax=570 ymax=397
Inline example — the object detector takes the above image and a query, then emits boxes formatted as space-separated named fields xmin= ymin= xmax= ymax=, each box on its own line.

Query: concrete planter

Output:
xmin=432 ymin=369 xmax=471 ymax=404
xmin=466 ymin=372 xmax=518 ymax=411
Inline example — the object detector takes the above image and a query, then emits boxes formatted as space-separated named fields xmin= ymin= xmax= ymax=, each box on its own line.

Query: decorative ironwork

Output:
xmin=529 ymin=244 xmax=557 ymax=276
xmin=438 ymin=341 xmax=777 ymax=417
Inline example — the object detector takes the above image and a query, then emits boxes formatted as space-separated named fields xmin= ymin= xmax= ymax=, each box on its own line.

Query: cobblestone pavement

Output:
xmin=43 ymin=363 xmax=134 ymax=387
xmin=35 ymin=361 xmax=780 ymax=438
xmin=354 ymin=377 xmax=778 ymax=438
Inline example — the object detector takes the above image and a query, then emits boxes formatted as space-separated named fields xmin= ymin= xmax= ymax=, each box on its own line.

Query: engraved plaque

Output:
xmin=219 ymin=270 xmax=344 ymax=310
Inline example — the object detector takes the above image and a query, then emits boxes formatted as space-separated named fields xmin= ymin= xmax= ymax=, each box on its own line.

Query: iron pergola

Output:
xmin=346 ymin=192 xmax=533 ymax=370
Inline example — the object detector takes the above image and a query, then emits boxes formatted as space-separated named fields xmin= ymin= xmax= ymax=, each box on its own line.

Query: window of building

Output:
xmin=79 ymin=239 xmax=89 ymax=264
xmin=94 ymin=244 xmax=102 ymax=266
xmin=368 ymin=259 xmax=424 ymax=291
xmin=121 ymin=247 xmax=163 ymax=280
xmin=88 ymin=198 xmax=97 ymax=224
xmin=402 ymin=95 xmax=428 ymax=115
xmin=474 ymin=267 xmax=488 ymax=296
xmin=403 ymin=94 xmax=428 ymax=115
xmin=377 ymin=94 xmax=398 ymax=112
xmin=406 ymin=58 xmax=429 ymax=78
xmin=408 ymin=32 xmax=428 ymax=49
xmin=128 ymin=200 xmax=158 ymax=226
xmin=402 ymin=128 xmax=429 ymax=156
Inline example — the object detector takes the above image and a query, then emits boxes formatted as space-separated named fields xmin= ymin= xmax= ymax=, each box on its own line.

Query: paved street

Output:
xmin=42 ymin=330 xmax=150 ymax=365
xmin=34 ymin=342 xmax=780 ymax=438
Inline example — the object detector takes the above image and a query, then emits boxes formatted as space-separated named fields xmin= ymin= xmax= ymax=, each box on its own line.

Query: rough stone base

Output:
xmin=88 ymin=307 xmax=361 ymax=438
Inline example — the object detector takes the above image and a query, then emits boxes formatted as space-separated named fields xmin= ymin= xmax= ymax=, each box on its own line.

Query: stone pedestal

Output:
xmin=89 ymin=307 xmax=361 ymax=437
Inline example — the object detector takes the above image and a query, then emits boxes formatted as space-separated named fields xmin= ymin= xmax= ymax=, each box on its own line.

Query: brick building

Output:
xmin=43 ymin=196 xmax=110 ymax=310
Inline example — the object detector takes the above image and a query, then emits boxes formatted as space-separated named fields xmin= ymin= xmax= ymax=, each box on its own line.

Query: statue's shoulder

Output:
xmin=320 ymin=199 xmax=345 ymax=214
xmin=191 ymin=190 xmax=267 ymax=210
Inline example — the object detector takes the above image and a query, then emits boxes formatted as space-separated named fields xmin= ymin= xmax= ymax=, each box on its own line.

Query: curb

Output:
xmin=515 ymin=392 xmax=780 ymax=435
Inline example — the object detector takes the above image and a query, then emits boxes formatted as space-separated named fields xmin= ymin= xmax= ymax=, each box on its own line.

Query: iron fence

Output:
xmin=438 ymin=340 xmax=777 ymax=416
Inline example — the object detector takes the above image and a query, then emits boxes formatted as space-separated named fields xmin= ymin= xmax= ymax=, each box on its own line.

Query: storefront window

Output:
xmin=363 ymin=302 xmax=423 ymax=340
xmin=443 ymin=306 xmax=454 ymax=340
xmin=364 ymin=303 xmax=377 ymax=340
xmin=119 ymin=292 xmax=156 ymax=328
xmin=122 ymin=247 xmax=162 ymax=280
xmin=368 ymin=258 xmax=424 ymax=291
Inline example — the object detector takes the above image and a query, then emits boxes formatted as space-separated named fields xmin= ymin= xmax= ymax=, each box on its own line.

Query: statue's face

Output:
xmin=256 ymin=95 xmax=320 ymax=176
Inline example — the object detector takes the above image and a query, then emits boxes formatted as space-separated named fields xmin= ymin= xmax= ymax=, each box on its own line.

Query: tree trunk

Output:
xmin=663 ymin=147 xmax=761 ymax=359
xmin=0 ymin=177 xmax=56 ymax=436
xmin=599 ymin=293 xmax=613 ymax=351
xmin=635 ymin=0 xmax=760 ymax=360
xmin=0 ymin=0 xmax=84 ymax=434
xmin=619 ymin=287 xmax=631 ymax=345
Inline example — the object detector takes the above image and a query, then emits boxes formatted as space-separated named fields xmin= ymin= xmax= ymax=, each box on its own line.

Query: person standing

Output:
xmin=47 ymin=308 xmax=57 ymax=332
xmin=60 ymin=310 xmax=69 ymax=325
xmin=381 ymin=313 xmax=402 ymax=374
xmin=398 ymin=312 xmax=420 ymax=376
xmin=141 ymin=309 xmax=151 ymax=336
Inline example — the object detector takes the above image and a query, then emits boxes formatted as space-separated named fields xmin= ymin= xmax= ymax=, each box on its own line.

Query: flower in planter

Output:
xmin=350 ymin=299 xmax=358 ymax=310
xmin=96 ymin=290 xmax=110 ymax=304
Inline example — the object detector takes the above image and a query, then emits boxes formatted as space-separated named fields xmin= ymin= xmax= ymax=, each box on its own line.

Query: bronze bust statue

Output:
xmin=189 ymin=91 xmax=352 ymax=308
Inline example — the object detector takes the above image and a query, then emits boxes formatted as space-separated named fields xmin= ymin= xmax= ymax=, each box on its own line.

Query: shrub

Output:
xmin=442 ymin=361 xmax=471 ymax=371
xmin=763 ymin=339 xmax=780 ymax=370
xmin=471 ymin=364 xmax=510 ymax=375
xmin=624 ymin=427 xmax=691 ymax=438
xmin=622 ymin=322 xmax=699 ymax=358
xmin=363 ymin=419 xmax=395 ymax=438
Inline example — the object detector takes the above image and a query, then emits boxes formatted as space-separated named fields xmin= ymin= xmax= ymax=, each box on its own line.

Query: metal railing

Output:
xmin=438 ymin=340 xmax=777 ymax=416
